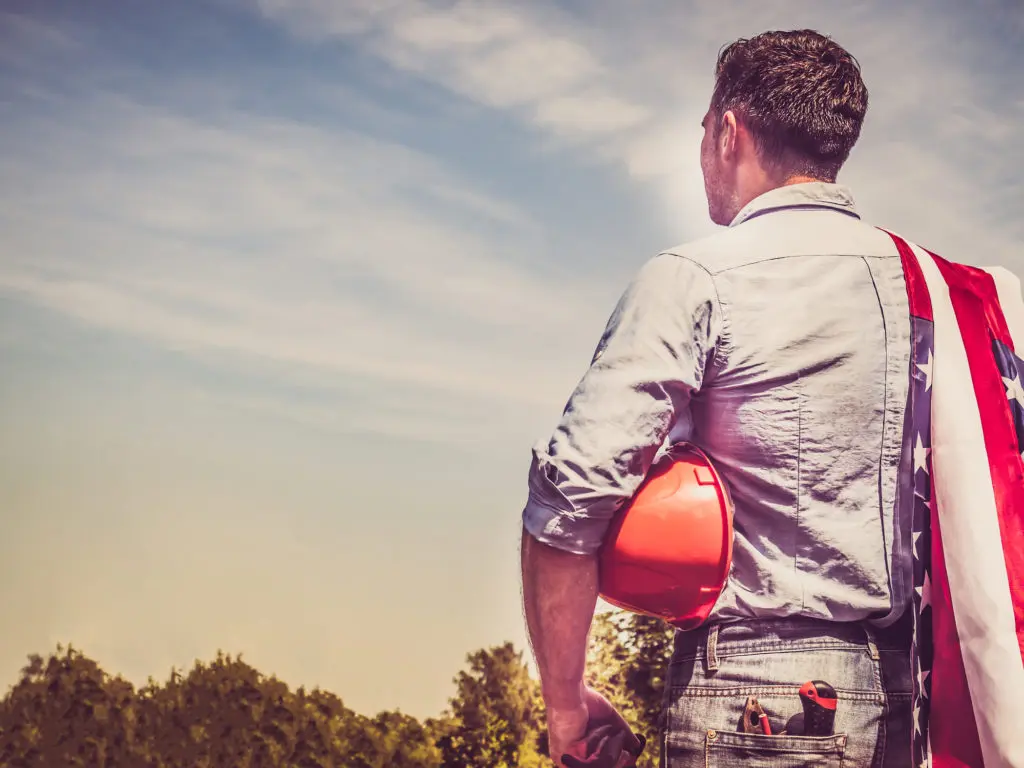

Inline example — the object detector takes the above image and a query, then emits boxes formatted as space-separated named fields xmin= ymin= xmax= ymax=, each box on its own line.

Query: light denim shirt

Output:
xmin=522 ymin=182 xmax=916 ymax=627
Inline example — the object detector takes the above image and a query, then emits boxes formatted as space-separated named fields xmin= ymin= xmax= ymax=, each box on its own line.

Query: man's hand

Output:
xmin=546 ymin=699 xmax=589 ymax=767
xmin=547 ymin=687 xmax=646 ymax=768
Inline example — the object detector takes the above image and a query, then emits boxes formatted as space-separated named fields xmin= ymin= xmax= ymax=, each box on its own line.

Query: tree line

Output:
xmin=0 ymin=612 xmax=672 ymax=767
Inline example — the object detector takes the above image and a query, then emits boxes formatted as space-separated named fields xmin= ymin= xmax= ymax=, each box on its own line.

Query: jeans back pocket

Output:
xmin=705 ymin=729 xmax=847 ymax=767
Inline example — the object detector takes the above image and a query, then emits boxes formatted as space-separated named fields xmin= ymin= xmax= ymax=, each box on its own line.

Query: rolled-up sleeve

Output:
xmin=522 ymin=253 xmax=724 ymax=555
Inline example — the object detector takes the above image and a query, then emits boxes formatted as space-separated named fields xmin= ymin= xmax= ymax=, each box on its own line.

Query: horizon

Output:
xmin=1 ymin=0 xmax=1022 ymax=721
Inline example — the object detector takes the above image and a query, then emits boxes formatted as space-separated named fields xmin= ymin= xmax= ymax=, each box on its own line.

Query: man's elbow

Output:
xmin=521 ymin=498 xmax=611 ymax=558
xmin=521 ymin=526 xmax=602 ymax=579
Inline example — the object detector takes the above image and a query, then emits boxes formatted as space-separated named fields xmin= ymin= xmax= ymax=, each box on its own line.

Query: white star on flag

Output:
xmin=917 ymin=571 xmax=932 ymax=610
xmin=1003 ymin=374 xmax=1024 ymax=409
xmin=913 ymin=434 xmax=930 ymax=476
xmin=917 ymin=350 xmax=933 ymax=391
xmin=917 ymin=663 xmax=930 ymax=696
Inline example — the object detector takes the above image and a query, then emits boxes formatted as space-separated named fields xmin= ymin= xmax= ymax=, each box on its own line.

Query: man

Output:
xmin=521 ymin=30 xmax=917 ymax=768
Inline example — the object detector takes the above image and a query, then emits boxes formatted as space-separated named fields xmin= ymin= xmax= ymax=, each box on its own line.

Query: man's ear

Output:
xmin=719 ymin=110 xmax=739 ymax=161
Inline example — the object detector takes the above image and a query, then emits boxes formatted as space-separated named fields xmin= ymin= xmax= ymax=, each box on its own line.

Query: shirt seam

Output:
xmin=693 ymin=252 xmax=901 ymax=277
xmin=862 ymin=250 xmax=916 ymax=627
xmin=862 ymin=255 xmax=899 ymax=621
xmin=797 ymin=376 xmax=806 ymax=612
xmin=659 ymin=252 xmax=731 ymax=375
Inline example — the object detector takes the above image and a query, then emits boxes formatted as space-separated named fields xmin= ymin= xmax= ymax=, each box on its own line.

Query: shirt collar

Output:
xmin=729 ymin=181 xmax=860 ymax=228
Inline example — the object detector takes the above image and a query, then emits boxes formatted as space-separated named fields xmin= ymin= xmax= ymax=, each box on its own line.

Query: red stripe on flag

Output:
xmin=884 ymin=231 xmax=979 ymax=765
xmin=928 ymin=476 xmax=984 ymax=767
xmin=931 ymin=254 xmax=1024 ymax=766
xmin=883 ymin=229 xmax=933 ymax=321
xmin=933 ymin=254 xmax=1024 ymax=648
xmin=927 ymin=250 xmax=1014 ymax=350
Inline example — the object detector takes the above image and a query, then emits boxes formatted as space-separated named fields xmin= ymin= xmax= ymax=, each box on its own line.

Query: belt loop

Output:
xmin=863 ymin=623 xmax=880 ymax=662
xmin=705 ymin=624 xmax=721 ymax=672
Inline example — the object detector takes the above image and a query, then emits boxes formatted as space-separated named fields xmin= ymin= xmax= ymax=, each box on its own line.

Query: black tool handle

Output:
xmin=799 ymin=680 xmax=837 ymax=736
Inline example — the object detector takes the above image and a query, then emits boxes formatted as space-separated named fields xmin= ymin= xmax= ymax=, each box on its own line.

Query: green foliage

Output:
xmin=0 ymin=644 xmax=138 ymax=768
xmin=0 ymin=613 xmax=673 ymax=768
xmin=0 ymin=645 xmax=441 ymax=768
xmin=585 ymin=612 xmax=675 ymax=768
xmin=437 ymin=643 xmax=546 ymax=768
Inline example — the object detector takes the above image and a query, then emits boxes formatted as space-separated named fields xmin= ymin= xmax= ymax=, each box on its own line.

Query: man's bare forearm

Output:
xmin=521 ymin=527 xmax=599 ymax=710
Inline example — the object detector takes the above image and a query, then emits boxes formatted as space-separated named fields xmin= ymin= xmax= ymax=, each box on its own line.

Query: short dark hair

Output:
xmin=711 ymin=30 xmax=869 ymax=181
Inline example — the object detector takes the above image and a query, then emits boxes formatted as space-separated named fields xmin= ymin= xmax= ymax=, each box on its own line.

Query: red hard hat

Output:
xmin=598 ymin=443 xmax=734 ymax=631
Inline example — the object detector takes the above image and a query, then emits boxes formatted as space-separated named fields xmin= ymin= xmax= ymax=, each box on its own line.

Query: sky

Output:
xmin=0 ymin=0 xmax=1022 ymax=721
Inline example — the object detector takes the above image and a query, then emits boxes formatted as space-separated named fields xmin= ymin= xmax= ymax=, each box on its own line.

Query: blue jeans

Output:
xmin=660 ymin=615 xmax=913 ymax=767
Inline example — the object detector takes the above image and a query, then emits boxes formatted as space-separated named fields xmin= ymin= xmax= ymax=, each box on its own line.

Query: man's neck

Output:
xmin=782 ymin=174 xmax=825 ymax=187
xmin=730 ymin=174 xmax=830 ymax=222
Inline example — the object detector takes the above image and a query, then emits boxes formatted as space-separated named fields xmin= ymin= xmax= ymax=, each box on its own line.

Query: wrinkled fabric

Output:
xmin=522 ymin=183 xmax=914 ymax=627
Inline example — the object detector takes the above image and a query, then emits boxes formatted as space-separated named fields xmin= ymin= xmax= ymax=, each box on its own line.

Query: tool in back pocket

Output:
xmin=799 ymin=680 xmax=838 ymax=735
xmin=741 ymin=696 xmax=773 ymax=735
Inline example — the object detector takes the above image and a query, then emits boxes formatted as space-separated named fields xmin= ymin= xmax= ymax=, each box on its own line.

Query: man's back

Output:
xmin=523 ymin=182 xmax=915 ymax=627
xmin=671 ymin=182 xmax=913 ymax=626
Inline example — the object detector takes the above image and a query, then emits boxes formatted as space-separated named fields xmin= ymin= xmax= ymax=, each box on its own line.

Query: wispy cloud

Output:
xmin=0 ymin=87 xmax=615 ymax=440
xmin=256 ymin=0 xmax=651 ymax=139
xmin=2 ymin=0 xmax=1023 ymax=448
xmin=251 ymin=0 xmax=1024 ymax=259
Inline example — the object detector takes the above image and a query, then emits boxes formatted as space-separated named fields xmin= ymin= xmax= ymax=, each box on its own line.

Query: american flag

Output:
xmin=885 ymin=230 xmax=1024 ymax=768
